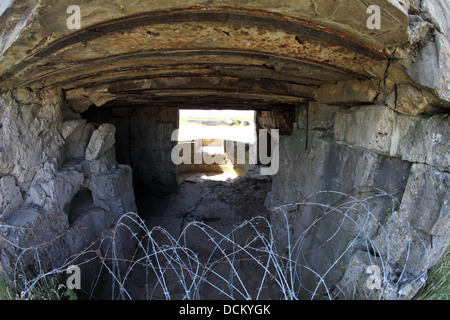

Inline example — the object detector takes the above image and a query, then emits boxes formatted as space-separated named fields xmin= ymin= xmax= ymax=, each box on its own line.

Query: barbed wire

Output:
xmin=0 ymin=187 xmax=430 ymax=300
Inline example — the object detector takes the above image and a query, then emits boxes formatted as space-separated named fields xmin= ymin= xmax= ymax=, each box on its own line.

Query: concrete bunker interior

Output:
xmin=0 ymin=1 xmax=449 ymax=300
xmin=80 ymin=104 xmax=272 ymax=232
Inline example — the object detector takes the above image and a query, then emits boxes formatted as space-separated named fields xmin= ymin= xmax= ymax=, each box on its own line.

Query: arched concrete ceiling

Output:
xmin=0 ymin=0 xmax=410 ymax=108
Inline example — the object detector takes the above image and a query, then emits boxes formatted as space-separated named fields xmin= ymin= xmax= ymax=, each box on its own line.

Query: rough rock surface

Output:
xmin=0 ymin=90 xmax=137 ymax=283
xmin=0 ymin=0 xmax=449 ymax=300
xmin=268 ymin=103 xmax=449 ymax=299
xmin=0 ymin=89 xmax=65 ymax=191
xmin=0 ymin=175 xmax=22 ymax=219
xmin=85 ymin=124 xmax=116 ymax=161
xmin=113 ymin=174 xmax=272 ymax=300
xmin=334 ymin=105 xmax=450 ymax=173
xmin=405 ymin=0 xmax=450 ymax=102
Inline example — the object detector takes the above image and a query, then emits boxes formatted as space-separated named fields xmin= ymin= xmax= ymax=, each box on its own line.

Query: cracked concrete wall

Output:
xmin=312 ymin=0 xmax=450 ymax=114
xmin=404 ymin=0 xmax=450 ymax=102
xmin=0 ymin=0 xmax=449 ymax=299
xmin=83 ymin=106 xmax=179 ymax=194
xmin=0 ymin=88 xmax=138 ymax=282
xmin=0 ymin=88 xmax=64 ymax=192
xmin=0 ymin=0 xmax=408 ymax=78
xmin=267 ymin=102 xmax=449 ymax=300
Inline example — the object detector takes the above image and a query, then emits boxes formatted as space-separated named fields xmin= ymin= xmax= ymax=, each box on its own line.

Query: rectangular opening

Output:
xmin=178 ymin=109 xmax=256 ymax=143
xmin=177 ymin=109 xmax=256 ymax=182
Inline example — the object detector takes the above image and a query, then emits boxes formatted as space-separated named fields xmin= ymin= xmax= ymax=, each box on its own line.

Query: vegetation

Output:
xmin=0 ymin=273 xmax=78 ymax=300
xmin=415 ymin=246 xmax=449 ymax=300
xmin=0 ymin=277 xmax=15 ymax=300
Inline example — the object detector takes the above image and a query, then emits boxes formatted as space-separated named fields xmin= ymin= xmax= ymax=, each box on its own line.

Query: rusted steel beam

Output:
xmin=102 ymin=76 xmax=314 ymax=99
xmin=16 ymin=49 xmax=367 ymax=90
xmin=31 ymin=7 xmax=387 ymax=60
xmin=96 ymin=91 xmax=308 ymax=108
xmin=3 ymin=7 xmax=386 ymax=84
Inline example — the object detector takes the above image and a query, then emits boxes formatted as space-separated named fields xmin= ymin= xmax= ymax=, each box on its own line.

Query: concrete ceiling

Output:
xmin=0 ymin=1 xmax=410 ymax=109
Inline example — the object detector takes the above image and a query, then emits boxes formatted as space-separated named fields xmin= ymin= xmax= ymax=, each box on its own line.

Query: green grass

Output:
xmin=0 ymin=273 xmax=75 ymax=300
xmin=0 ymin=277 xmax=15 ymax=300
xmin=415 ymin=246 xmax=449 ymax=300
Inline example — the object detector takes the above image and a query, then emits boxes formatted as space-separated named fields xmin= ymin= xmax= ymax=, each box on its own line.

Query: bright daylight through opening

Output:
xmin=177 ymin=110 xmax=256 ymax=182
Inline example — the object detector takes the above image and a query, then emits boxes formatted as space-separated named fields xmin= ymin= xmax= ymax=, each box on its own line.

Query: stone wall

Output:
xmin=0 ymin=0 xmax=449 ymax=300
xmin=267 ymin=102 xmax=449 ymax=299
xmin=83 ymin=106 xmax=179 ymax=194
xmin=256 ymin=109 xmax=296 ymax=136
xmin=0 ymin=89 xmax=138 ymax=283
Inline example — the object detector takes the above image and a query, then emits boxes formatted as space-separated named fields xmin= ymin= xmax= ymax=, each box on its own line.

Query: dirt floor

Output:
xmin=96 ymin=171 xmax=274 ymax=300
xmin=138 ymin=172 xmax=272 ymax=237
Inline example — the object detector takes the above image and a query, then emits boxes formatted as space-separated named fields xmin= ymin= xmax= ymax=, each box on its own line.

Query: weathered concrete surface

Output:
xmin=269 ymin=128 xmax=411 ymax=299
xmin=405 ymin=0 xmax=450 ymax=102
xmin=85 ymin=124 xmax=116 ymax=161
xmin=333 ymin=104 xmax=450 ymax=172
xmin=375 ymin=164 xmax=449 ymax=274
xmin=0 ymin=89 xmax=65 ymax=191
xmin=268 ymin=102 xmax=449 ymax=299
xmin=0 ymin=175 xmax=22 ymax=219
xmin=83 ymin=106 xmax=179 ymax=193
xmin=0 ymin=0 xmax=449 ymax=300
xmin=61 ymin=120 xmax=95 ymax=160
xmin=0 ymin=0 xmax=408 ymax=108
xmin=314 ymin=79 xmax=380 ymax=106
xmin=269 ymin=128 xmax=411 ymax=209
xmin=335 ymin=163 xmax=449 ymax=300
xmin=0 ymin=89 xmax=138 ymax=283
xmin=390 ymin=114 xmax=450 ymax=172
xmin=123 ymin=173 xmax=272 ymax=300
xmin=256 ymin=109 xmax=296 ymax=136
xmin=385 ymin=83 xmax=438 ymax=116
xmin=334 ymin=105 xmax=396 ymax=154
xmin=0 ymin=0 xmax=408 ymax=61
xmin=0 ymin=0 xmax=448 ymax=111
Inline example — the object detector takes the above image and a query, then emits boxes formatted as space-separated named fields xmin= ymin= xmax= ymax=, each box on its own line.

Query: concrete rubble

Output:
xmin=0 ymin=91 xmax=137 ymax=283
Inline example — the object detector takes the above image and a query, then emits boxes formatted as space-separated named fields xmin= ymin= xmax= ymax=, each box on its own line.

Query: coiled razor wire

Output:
xmin=0 ymin=188 xmax=430 ymax=300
